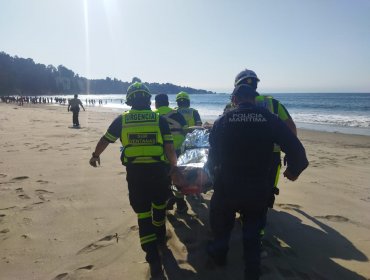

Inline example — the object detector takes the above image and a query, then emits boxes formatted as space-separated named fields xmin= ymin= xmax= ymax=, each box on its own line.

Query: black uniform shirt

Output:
xmin=209 ymin=101 xmax=308 ymax=185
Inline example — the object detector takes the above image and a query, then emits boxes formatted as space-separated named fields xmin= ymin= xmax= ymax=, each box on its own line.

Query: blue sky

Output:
xmin=1 ymin=0 xmax=369 ymax=93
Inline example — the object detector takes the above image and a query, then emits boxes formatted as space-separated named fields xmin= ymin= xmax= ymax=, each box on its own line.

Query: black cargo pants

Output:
xmin=126 ymin=163 xmax=169 ymax=263
xmin=209 ymin=187 xmax=266 ymax=279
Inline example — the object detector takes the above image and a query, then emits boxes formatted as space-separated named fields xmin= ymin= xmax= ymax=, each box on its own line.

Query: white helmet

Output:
xmin=234 ymin=69 xmax=260 ymax=87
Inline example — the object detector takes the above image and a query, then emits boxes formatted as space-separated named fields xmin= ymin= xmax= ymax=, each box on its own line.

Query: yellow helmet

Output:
xmin=126 ymin=82 xmax=151 ymax=105
xmin=176 ymin=91 xmax=190 ymax=101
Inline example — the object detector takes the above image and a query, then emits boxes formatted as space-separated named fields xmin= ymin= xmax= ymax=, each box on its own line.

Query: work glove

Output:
xmin=89 ymin=153 xmax=100 ymax=167
xmin=283 ymin=169 xmax=298 ymax=181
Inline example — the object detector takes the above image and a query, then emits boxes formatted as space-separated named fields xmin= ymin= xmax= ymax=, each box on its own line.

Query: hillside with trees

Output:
xmin=0 ymin=52 xmax=215 ymax=96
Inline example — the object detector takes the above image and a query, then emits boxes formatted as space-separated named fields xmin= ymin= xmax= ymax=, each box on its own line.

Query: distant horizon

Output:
xmin=4 ymin=49 xmax=370 ymax=95
xmin=3 ymin=50 xmax=370 ymax=96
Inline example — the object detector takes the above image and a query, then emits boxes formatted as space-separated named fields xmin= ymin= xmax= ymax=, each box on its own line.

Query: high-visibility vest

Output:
xmin=255 ymin=96 xmax=281 ymax=152
xmin=155 ymin=106 xmax=186 ymax=151
xmin=176 ymin=107 xmax=197 ymax=127
xmin=255 ymin=96 xmax=279 ymax=115
xmin=121 ymin=110 xmax=165 ymax=164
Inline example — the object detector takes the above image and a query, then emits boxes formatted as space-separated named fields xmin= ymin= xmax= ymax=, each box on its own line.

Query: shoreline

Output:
xmin=0 ymin=102 xmax=369 ymax=279
xmin=3 ymin=101 xmax=370 ymax=137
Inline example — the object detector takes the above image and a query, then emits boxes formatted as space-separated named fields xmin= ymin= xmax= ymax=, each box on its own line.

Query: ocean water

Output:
xmin=53 ymin=92 xmax=370 ymax=136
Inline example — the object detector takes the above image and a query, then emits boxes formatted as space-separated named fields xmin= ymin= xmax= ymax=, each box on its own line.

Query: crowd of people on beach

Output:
xmin=88 ymin=70 xmax=309 ymax=280
xmin=0 ymin=95 xmax=119 ymax=107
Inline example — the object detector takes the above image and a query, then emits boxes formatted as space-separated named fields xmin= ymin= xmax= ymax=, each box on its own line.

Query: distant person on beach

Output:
xmin=206 ymin=84 xmax=308 ymax=280
xmin=154 ymin=93 xmax=189 ymax=214
xmin=175 ymin=91 xmax=202 ymax=128
xmin=89 ymin=82 xmax=179 ymax=279
xmin=67 ymin=94 xmax=85 ymax=127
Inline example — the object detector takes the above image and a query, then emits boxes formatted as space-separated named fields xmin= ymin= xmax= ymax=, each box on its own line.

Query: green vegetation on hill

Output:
xmin=0 ymin=52 xmax=215 ymax=96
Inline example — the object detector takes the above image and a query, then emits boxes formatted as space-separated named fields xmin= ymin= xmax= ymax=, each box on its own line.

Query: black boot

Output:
xmin=206 ymin=241 xmax=227 ymax=266
xmin=149 ymin=260 xmax=165 ymax=279
xmin=175 ymin=197 xmax=188 ymax=214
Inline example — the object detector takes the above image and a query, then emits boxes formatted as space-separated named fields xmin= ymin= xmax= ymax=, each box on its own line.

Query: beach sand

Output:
xmin=0 ymin=102 xmax=369 ymax=280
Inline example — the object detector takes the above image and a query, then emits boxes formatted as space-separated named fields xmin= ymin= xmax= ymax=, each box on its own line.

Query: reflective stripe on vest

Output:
xmin=177 ymin=107 xmax=196 ymax=127
xmin=121 ymin=110 xmax=165 ymax=164
xmin=155 ymin=106 xmax=185 ymax=150
xmin=255 ymin=96 xmax=281 ymax=153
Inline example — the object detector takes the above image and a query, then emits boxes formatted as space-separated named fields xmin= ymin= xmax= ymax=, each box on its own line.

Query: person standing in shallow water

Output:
xmin=68 ymin=94 xmax=85 ymax=127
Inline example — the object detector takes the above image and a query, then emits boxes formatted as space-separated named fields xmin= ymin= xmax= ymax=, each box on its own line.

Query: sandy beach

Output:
xmin=0 ymin=102 xmax=369 ymax=280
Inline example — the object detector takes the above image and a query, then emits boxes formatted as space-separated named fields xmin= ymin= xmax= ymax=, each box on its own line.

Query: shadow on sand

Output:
xmin=162 ymin=197 xmax=368 ymax=280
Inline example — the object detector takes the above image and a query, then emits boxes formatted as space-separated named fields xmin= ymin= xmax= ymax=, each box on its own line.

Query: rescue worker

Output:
xmin=89 ymin=82 xmax=179 ymax=279
xmin=207 ymin=84 xmax=308 ymax=279
xmin=67 ymin=94 xmax=85 ymax=127
xmin=154 ymin=94 xmax=188 ymax=156
xmin=233 ymin=68 xmax=296 ymax=134
xmin=154 ymin=94 xmax=189 ymax=214
xmin=175 ymin=91 xmax=202 ymax=128
xmin=229 ymin=69 xmax=297 ymax=237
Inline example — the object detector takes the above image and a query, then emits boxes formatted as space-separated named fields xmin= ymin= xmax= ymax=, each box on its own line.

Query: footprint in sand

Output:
xmin=53 ymin=265 xmax=94 ymax=280
xmin=276 ymin=203 xmax=302 ymax=210
xmin=18 ymin=194 xmax=31 ymax=199
xmin=314 ymin=215 xmax=349 ymax=222
xmin=0 ymin=228 xmax=10 ymax=234
xmin=35 ymin=189 xmax=53 ymax=201
xmin=36 ymin=180 xmax=49 ymax=184
xmin=0 ymin=206 xmax=17 ymax=210
xmin=53 ymin=272 xmax=69 ymax=280
xmin=22 ymin=202 xmax=44 ymax=210
xmin=16 ymin=187 xmax=31 ymax=199
xmin=130 ymin=225 xmax=139 ymax=231
xmin=0 ymin=174 xmax=7 ymax=178
xmin=345 ymin=155 xmax=357 ymax=160
xmin=11 ymin=176 xmax=29 ymax=181
xmin=76 ymin=265 xmax=94 ymax=271
xmin=77 ymin=234 xmax=118 ymax=255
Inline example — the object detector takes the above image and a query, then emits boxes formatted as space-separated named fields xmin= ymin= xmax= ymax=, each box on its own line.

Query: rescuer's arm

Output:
xmin=271 ymin=116 xmax=308 ymax=180
xmin=89 ymin=137 xmax=110 ymax=167
xmin=160 ymin=116 xmax=182 ymax=184
xmin=89 ymin=115 xmax=121 ymax=167
xmin=193 ymin=110 xmax=202 ymax=126
xmin=164 ymin=143 xmax=177 ymax=169
xmin=284 ymin=118 xmax=297 ymax=136
xmin=159 ymin=116 xmax=177 ymax=170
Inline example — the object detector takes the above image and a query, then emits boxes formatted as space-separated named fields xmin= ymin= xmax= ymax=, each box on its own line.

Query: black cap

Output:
xmin=155 ymin=94 xmax=169 ymax=103
xmin=232 ymin=84 xmax=259 ymax=98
